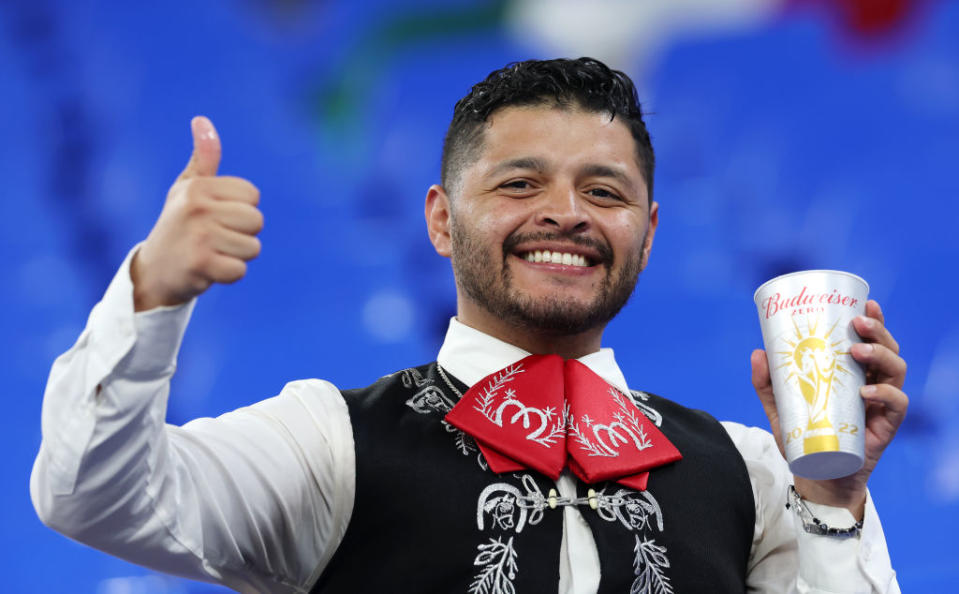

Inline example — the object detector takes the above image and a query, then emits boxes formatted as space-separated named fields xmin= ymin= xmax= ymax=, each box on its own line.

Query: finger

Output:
xmin=751 ymin=349 xmax=785 ymax=454
xmin=750 ymin=349 xmax=774 ymax=402
xmin=850 ymin=342 xmax=907 ymax=387
xmin=865 ymin=299 xmax=885 ymax=326
xmin=861 ymin=383 xmax=909 ymax=425
xmin=179 ymin=116 xmax=221 ymax=180
xmin=751 ymin=351 xmax=776 ymax=415
xmin=852 ymin=314 xmax=900 ymax=355
xmin=206 ymin=253 xmax=248 ymax=284
xmin=210 ymin=201 xmax=264 ymax=234
xmin=213 ymin=226 xmax=262 ymax=261
xmin=207 ymin=176 xmax=260 ymax=205
xmin=859 ymin=384 xmax=909 ymax=432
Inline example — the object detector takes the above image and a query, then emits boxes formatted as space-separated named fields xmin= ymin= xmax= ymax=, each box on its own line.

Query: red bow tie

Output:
xmin=444 ymin=354 xmax=681 ymax=491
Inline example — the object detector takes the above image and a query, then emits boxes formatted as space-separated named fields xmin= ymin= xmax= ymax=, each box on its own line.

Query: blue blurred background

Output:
xmin=3 ymin=0 xmax=958 ymax=591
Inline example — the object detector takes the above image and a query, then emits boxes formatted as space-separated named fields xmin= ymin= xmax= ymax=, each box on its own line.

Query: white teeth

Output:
xmin=523 ymin=250 xmax=589 ymax=267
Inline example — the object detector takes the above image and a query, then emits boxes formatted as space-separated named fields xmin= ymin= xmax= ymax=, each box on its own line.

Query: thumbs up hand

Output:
xmin=131 ymin=117 xmax=263 ymax=311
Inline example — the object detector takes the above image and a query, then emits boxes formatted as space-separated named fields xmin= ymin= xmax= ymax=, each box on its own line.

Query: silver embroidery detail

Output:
xmin=406 ymin=384 xmax=455 ymax=415
xmin=596 ymin=488 xmax=665 ymax=532
xmin=567 ymin=388 xmax=653 ymax=457
xmin=471 ymin=475 xmax=548 ymax=594
xmin=453 ymin=429 xmax=477 ymax=456
xmin=629 ymin=390 xmax=664 ymax=427
xmin=476 ymin=475 xmax=547 ymax=533
xmin=426 ymin=364 xmax=675 ymax=592
xmin=399 ymin=367 xmax=431 ymax=389
xmin=631 ymin=536 xmax=673 ymax=594
xmin=469 ymin=536 xmax=518 ymax=594
xmin=470 ymin=363 xmax=566 ymax=448
xmin=400 ymin=367 xmax=484 ymax=468
xmin=472 ymin=472 xmax=675 ymax=593
xmin=473 ymin=365 xmax=524 ymax=420
xmin=590 ymin=486 xmax=672 ymax=593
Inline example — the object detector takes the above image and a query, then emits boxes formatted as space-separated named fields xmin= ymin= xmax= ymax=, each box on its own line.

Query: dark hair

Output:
xmin=441 ymin=57 xmax=655 ymax=203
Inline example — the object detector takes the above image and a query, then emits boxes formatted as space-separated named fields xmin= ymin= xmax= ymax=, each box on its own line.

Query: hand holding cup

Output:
xmin=751 ymin=272 xmax=908 ymax=518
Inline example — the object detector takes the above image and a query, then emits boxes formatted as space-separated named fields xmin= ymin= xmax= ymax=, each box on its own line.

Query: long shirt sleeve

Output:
xmin=722 ymin=422 xmax=899 ymax=593
xmin=30 ymin=247 xmax=356 ymax=593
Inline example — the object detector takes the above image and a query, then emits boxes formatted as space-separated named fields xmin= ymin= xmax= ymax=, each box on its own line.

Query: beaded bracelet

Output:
xmin=785 ymin=485 xmax=863 ymax=538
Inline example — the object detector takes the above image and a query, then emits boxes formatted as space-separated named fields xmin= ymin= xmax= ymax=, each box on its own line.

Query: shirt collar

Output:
xmin=436 ymin=317 xmax=631 ymax=395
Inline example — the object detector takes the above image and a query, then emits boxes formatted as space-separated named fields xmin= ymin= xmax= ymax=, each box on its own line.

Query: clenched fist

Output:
xmin=131 ymin=117 xmax=263 ymax=311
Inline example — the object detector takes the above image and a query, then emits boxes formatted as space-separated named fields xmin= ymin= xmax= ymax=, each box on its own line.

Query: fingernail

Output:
xmin=861 ymin=385 xmax=877 ymax=397
xmin=859 ymin=316 xmax=874 ymax=328
xmin=857 ymin=343 xmax=874 ymax=355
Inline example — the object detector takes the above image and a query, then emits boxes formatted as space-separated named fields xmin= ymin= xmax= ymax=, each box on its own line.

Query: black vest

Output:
xmin=315 ymin=363 xmax=755 ymax=593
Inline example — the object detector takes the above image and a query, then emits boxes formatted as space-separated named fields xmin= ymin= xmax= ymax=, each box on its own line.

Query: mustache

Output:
xmin=502 ymin=230 xmax=613 ymax=266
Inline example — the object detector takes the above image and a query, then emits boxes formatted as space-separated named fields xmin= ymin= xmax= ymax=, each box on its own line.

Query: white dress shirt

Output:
xmin=31 ymin=248 xmax=900 ymax=593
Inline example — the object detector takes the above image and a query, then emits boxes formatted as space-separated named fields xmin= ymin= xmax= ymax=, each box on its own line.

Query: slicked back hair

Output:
xmin=441 ymin=57 xmax=655 ymax=204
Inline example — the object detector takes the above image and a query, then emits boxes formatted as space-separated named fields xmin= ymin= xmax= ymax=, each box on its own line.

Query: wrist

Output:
xmin=787 ymin=485 xmax=863 ymax=538
xmin=792 ymin=475 xmax=866 ymax=521
xmin=130 ymin=248 xmax=186 ymax=312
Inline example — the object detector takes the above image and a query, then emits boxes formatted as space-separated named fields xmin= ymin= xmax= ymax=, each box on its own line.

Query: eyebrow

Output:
xmin=579 ymin=163 xmax=637 ymax=195
xmin=487 ymin=157 xmax=549 ymax=178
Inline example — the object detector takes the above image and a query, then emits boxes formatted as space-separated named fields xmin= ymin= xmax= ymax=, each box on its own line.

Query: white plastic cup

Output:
xmin=754 ymin=270 xmax=868 ymax=480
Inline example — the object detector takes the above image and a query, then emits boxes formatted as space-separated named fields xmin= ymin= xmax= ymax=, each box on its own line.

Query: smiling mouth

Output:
xmin=519 ymin=250 xmax=593 ymax=267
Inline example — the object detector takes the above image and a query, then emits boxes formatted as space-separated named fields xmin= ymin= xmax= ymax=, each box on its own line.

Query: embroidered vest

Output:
xmin=313 ymin=363 xmax=755 ymax=593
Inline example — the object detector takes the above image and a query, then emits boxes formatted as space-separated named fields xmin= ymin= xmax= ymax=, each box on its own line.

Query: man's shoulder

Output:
xmin=338 ymin=362 xmax=440 ymax=405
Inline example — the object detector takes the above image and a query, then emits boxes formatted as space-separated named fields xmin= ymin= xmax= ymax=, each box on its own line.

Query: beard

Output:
xmin=450 ymin=214 xmax=643 ymax=336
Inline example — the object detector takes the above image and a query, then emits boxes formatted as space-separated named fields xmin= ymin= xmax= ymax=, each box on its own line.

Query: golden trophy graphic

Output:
xmin=793 ymin=335 xmax=840 ymax=453
xmin=755 ymin=270 xmax=867 ymax=479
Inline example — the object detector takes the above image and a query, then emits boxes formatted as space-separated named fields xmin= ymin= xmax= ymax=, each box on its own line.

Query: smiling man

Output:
xmin=32 ymin=58 xmax=906 ymax=593
xmin=430 ymin=105 xmax=655 ymax=358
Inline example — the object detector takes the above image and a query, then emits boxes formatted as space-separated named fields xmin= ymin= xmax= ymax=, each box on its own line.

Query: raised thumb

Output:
xmin=179 ymin=116 xmax=221 ymax=180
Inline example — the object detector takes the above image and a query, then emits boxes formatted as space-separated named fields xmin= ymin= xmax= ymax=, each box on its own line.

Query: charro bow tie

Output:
xmin=444 ymin=354 xmax=681 ymax=491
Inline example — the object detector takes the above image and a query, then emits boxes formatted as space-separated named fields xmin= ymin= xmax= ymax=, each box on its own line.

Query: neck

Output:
xmin=455 ymin=302 xmax=605 ymax=360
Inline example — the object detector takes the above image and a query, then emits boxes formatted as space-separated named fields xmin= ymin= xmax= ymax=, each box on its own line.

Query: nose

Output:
xmin=536 ymin=184 xmax=590 ymax=233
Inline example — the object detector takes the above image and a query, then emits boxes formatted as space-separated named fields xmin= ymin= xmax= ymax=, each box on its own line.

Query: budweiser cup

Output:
xmin=754 ymin=271 xmax=868 ymax=480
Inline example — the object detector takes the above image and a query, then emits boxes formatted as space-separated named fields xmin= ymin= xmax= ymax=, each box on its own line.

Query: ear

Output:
xmin=640 ymin=201 xmax=659 ymax=270
xmin=425 ymin=184 xmax=453 ymax=258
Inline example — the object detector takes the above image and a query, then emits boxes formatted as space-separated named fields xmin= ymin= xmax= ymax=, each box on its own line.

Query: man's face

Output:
xmin=441 ymin=105 xmax=657 ymax=336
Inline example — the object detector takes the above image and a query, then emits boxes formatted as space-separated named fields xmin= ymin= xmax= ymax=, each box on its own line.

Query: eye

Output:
xmin=587 ymin=187 xmax=623 ymax=202
xmin=497 ymin=179 xmax=539 ymax=197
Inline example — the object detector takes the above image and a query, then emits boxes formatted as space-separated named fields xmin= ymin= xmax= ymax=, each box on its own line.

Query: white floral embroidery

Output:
xmin=567 ymin=388 xmax=653 ymax=457
xmin=591 ymin=486 xmax=672 ymax=593
xmin=631 ymin=536 xmax=673 ymax=594
xmin=471 ymin=363 xmax=566 ymax=448
xmin=469 ymin=536 xmax=518 ymax=594
xmin=470 ymin=474 xmax=551 ymax=594
xmin=473 ymin=365 xmax=525 ymax=421
xmin=399 ymin=363 xmax=676 ymax=593
xmin=453 ymin=429 xmax=477 ymax=456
